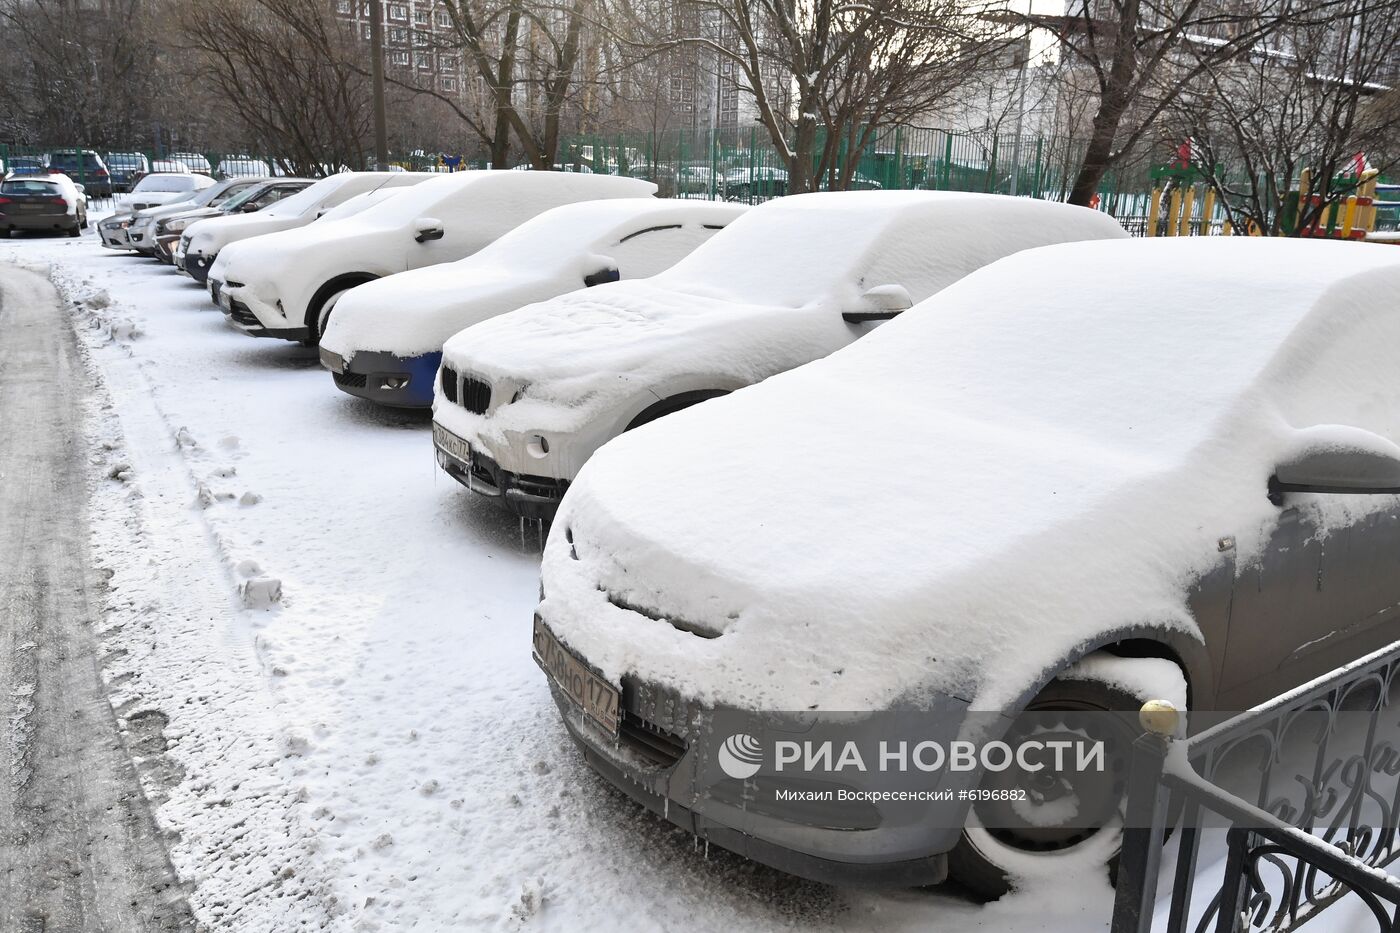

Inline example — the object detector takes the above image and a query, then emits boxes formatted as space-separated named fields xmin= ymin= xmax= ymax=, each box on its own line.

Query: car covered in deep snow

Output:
xmin=213 ymin=170 xmax=657 ymax=346
xmin=98 ymin=175 xmax=261 ymax=253
xmin=530 ymin=237 xmax=1400 ymax=893
xmin=318 ymin=198 xmax=746 ymax=408
xmin=179 ymin=171 xmax=435 ymax=285
xmin=147 ymin=178 xmax=313 ymax=263
xmin=432 ymin=191 xmax=1126 ymax=518
xmin=123 ymin=170 xmax=215 ymax=213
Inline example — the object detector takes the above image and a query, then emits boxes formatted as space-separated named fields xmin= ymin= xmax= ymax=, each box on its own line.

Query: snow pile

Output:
xmin=322 ymin=198 xmax=743 ymax=359
xmin=540 ymin=237 xmax=1400 ymax=712
xmin=441 ymin=191 xmax=1124 ymax=445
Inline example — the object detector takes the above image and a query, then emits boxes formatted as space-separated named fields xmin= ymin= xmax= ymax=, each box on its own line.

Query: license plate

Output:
xmin=533 ymin=617 xmax=620 ymax=736
xmin=432 ymin=423 xmax=471 ymax=463
xmin=319 ymin=347 xmax=346 ymax=373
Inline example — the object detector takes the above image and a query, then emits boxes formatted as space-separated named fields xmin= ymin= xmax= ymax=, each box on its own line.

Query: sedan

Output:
xmin=530 ymin=236 xmax=1400 ymax=895
xmin=432 ymin=191 xmax=1126 ymax=519
xmin=99 ymin=175 xmax=258 ymax=253
xmin=0 ymin=174 xmax=87 ymax=236
xmin=319 ymin=198 xmax=745 ymax=408
xmin=148 ymin=178 xmax=312 ymax=263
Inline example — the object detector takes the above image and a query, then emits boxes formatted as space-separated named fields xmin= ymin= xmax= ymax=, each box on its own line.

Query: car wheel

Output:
xmin=946 ymin=653 xmax=1185 ymax=900
xmin=68 ymin=225 xmax=80 ymax=238
xmin=310 ymin=288 xmax=351 ymax=346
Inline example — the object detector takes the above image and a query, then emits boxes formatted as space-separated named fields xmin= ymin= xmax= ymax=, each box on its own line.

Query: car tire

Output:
xmin=67 ymin=225 xmax=80 ymax=238
xmin=309 ymin=289 xmax=351 ymax=346
xmin=946 ymin=654 xmax=1184 ymax=901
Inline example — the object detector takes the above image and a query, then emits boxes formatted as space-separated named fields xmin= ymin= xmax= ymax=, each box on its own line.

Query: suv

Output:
xmin=105 ymin=152 xmax=150 ymax=192
xmin=46 ymin=149 xmax=112 ymax=197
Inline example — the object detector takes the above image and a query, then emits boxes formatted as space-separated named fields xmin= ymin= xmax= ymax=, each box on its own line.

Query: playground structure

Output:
xmin=1142 ymin=163 xmax=1385 ymax=239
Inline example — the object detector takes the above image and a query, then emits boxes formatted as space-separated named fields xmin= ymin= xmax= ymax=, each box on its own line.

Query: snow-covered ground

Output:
xmin=0 ymin=224 xmax=1361 ymax=932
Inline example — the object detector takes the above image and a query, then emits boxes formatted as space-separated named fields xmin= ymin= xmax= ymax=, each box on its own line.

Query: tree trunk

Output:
xmin=1067 ymin=97 xmax=1127 ymax=206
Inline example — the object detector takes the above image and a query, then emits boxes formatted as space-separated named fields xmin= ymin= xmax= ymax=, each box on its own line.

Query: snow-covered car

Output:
xmin=213 ymin=170 xmax=656 ymax=346
xmin=215 ymin=157 xmax=272 ymax=178
xmin=123 ymin=170 xmax=214 ymax=213
xmin=148 ymin=178 xmax=312 ymax=263
xmin=532 ymin=237 xmax=1400 ymax=893
xmin=319 ymin=198 xmax=746 ymax=408
xmin=98 ymin=175 xmax=257 ymax=252
xmin=0 ymin=173 xmax=87 ymax=237
xmin=170 ymin=151 xmax=213 ymax=175
xmin=433 ymin=191 xmax=1125 ymax=519
xmin=179 ymin=171 xmax=433 ymax=285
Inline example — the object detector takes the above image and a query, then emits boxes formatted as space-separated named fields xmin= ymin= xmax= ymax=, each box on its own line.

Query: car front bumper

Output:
xmin=217 ymin=283 xmax=306 ymax=341
xmin=98 ymin=219 xmax=133 ymax=249
xmin=321 ymin=347 xmax=441 ymax=408
xmin=535 ymin=619 xmax=972 ymax=886
xmin=153 ymin=234 xmax=180 ymax=263
xmin=432 ymin=421 xmax=569 ymax=520
xmin=184 ymin=250 xmax=216 ymax=285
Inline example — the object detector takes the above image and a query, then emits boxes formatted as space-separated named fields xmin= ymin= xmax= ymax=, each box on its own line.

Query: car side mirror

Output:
xmin=240 ymin=202 xmax=261 ymax=213
xmin=414 ymin=217 xmax=444 ymax=243
xmin=584 ymin=266 xmax=620 ymax=287
xmin=1269 ymin=425 xmax=1400 ymax=504
xmin=842 ymin=284 xmax=913 ymax=323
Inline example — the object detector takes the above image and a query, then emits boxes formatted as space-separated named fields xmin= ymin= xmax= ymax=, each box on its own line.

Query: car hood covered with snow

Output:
xmin=538 ymin=238 xmax=1400 ymax=714
xmin=323 ymin=198 xmax=745 ymax=360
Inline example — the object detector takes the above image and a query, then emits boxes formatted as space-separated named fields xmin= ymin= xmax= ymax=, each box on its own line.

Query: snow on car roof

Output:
xmin=331 ymin=170 xmax=656 ymax=229
xmin=541 ymin=238 xmax=1400 ymax=714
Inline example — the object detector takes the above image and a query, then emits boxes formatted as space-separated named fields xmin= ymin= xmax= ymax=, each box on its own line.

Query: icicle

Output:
xmin=704 ymin=839 xmax=710 ymax=860
xmin=663 ymin=798 xmax=669 ymax=820
xmin=519 ymin=516 xmax=526 ymax=550
xmin=536 ymin=518 xmax=544 ymax=552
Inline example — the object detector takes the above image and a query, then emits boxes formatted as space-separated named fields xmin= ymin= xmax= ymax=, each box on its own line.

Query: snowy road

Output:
xmin=0 ymin=265 xmax=193 ymax=932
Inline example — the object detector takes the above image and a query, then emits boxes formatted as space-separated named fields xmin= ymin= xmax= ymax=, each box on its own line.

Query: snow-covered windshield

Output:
xmin=134 ymin=174 xmax=198 ymax=193
xmin=259 ymin=174 xmax=356 ymax=219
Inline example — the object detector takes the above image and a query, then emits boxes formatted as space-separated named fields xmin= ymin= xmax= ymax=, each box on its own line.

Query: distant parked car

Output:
xmin=213 ymin=170 xmax=655 ymax=346
xmin=723 ymin=165 xmax=788 ymax=201
xmin=433 ymin=192 xmax=1126 ymax=519
xmin=149 ymin=178 xmax=311 ymax=263
xmin=99 ymin=175 xmax=262 ymax=253
xmin=182 ymin=171 xmax=435 ymax=285
xmin=124 ymin=171 xmax=215 ymax=212
xmin=105 ymin=152 xmax=150 ymax=192
xmin=170 ymin=152 xmax=213 ymax=175
xmin=45 ymin=149 xmax=112 ymax=197
xmin=320 ymin=198 xmax=746 ymax=408
xmin=530 ymin=236 xmax=1400 ymax=896
xmin=7 ymin=156 xmax=47 ymax=177
xmin=0 ymin=174 xmax=88 ymax=237
xmin=216 ymin=157 xmax=272 ymax=178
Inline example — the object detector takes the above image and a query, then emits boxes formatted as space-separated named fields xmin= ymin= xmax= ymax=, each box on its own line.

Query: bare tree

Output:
xmin=1017 ymin=0 xmax=1341 ymax=206
xmin=0 ymin=0 xmax=167 ymax=145
xmin=617 ymin=0 xmax=1012 ymax=193
xmin=1172 ymin=0 xmax=1400 ymax=235
xmin=176 ymin=0 xmax=374 ymax=173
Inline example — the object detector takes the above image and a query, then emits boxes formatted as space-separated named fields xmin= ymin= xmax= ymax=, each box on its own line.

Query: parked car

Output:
xmin=46 ymin=149 xmax=112 ymax=197
xmin=432 ymin=191 xmax=1125 ymax=519
xmin=320 ymin=198 xmax=746 ymax=408
xmin=0 ymin=173 xmax=88 ymax=237
xmin=148 ymin=178 xmax=312 ymax=263
xmin=105 ymin=152 xmax=150 ymax=192
xmin=212 ymin=170 xmax=656 ymax=346
xmin=6 ymin=156 xmax=47 ymax=177
xmin=170 ymin=151 xmax=213 ymax=175
xmin=124 ymin=171 xmax=215 ymax=212
xmin=180 ymin=171 xmax=434 ymax=285
xmin=215 ymin=157 xmax=272 ymax=178
xmin=99 ymin=175 xmax=263 ymax=253
xmin=723 ymin=165 xmax=788 ymax=201
xmin=530 ymin=236 xmax=1400 ymax=894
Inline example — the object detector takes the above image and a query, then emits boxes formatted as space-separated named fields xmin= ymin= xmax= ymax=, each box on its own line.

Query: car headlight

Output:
xmin=162 ymin=218 xmax=189 ymax=235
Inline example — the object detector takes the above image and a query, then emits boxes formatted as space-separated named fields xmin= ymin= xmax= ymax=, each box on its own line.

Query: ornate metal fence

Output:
xmin=1112 ymin=640 xmax=1400 ymax=933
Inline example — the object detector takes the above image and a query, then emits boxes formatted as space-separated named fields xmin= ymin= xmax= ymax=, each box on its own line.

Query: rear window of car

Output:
xmin=133 ymin=175 xmax=197 ymax=193
xmin=2 ymin=180 xmax=61 ymax=195
xmin=50 ymin=153 xmax=103 ymax=169
xmin=107 ymin=154 xmax=145 ymax=168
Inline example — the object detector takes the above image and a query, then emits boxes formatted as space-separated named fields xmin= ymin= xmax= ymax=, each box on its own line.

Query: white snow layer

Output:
xmin=539 ymin=237 xmax=1400 ymax=713
xmin=322 ymin=198 xmax=745 ymax=359
xmin=441 ymin=191 xmax=1126 ymax=443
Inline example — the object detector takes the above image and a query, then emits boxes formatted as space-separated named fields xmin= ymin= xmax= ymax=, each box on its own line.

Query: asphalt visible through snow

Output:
xmin=0 ymin=263 xmax=193 ymax=933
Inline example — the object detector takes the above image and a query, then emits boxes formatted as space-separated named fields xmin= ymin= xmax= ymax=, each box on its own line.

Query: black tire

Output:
xmin=947 ymin=656 xmax=1179 ymax=900
xmin=67 ymin=225 xmax=80 ymax=238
